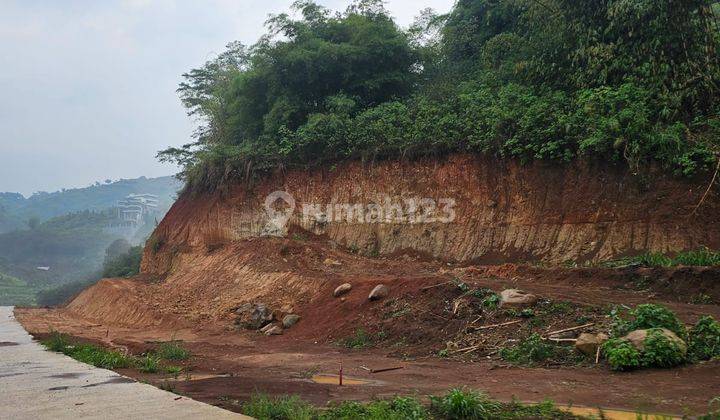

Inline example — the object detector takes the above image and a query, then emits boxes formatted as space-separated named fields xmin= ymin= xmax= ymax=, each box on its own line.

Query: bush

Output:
xmin=640 ymin=329 xmax=687 ymax=368
xmin=689 ymin=316 xmax=720 ymax=361
xmin=612 ymin=304 xmax=686 ymax=339
xmin=102 ymin=246 xmax=143 ymax=278
xmin=429 ymin=388 xmax=502 ymax=420
xmin=499 ymin=334 xmax=556 ymax=366
xmin=602 ymin=338 xmax=641 ymax=371
xmin=322 ymin=397 xmax=428 ymax=420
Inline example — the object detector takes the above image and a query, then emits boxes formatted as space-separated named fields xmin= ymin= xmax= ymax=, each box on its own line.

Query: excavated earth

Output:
xmin=16 ymin=156 xmax=720 ymax=416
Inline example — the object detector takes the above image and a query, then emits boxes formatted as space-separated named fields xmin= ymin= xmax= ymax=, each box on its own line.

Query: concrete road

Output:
xmin=0 ymin=307 xmax=250 ymax=419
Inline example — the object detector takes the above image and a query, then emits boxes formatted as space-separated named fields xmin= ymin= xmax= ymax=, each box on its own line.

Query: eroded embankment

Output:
xmin=143 ymin=155 xmax=720 ymax=278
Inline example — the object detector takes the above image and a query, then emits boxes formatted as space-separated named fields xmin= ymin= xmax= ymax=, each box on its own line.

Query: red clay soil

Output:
xmin=16 ymin=237 xmax=720 ymax=416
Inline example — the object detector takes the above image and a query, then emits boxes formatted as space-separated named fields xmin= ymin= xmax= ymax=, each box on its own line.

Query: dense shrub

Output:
xmin=160 ymin=0 xmax=720 ymax=191
xmin=640 ymin=329 xmax=687 ymax=368
xmin=499 ymin=333 xmax=557 ymax=366
xmin=603 ymin=338 xmax=641 ymax=371
xmin=689 ymin=316 xmax=720 ymax=361
xmin=612 ymin=304 xmax=687 ymax=339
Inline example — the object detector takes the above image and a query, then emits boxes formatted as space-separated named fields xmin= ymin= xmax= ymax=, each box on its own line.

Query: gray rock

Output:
xmin=368 ymin=284 xmax=389 ymax=301
xmin=236 ymin=303 xmax=274 ymax=330
xmin=334 ymin=283 xmax=353 ymax=297
xmin=500 ymin=289 xmax=539 ymax=308
xmin=575 ymin=332 xmax=609 ymax=356
xmin=283 ymin=314 xmax=301 ymax=328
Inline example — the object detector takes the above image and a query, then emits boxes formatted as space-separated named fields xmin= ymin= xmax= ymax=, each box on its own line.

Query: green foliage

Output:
xmin=689 ymin=316 xmax=720 ymax=361
xmin=35 ymin=274 xmax=100 ymax=307
xmin=610 ymin=248 xmax=720 ymax=268
xmin=602 ymin=338 xmax=641 ymax=371
xmin=138 ymin=354 xmax=162 ymax=373
xmin=42 ymin=332 xmax=133 ymax=369
xmin=102 ymin=246 xmax=142 ymax=278
xmin=242 ymin=394 xmax=316 ymax=420
xmin=611 ymin=304 xmax=687 ymax=339
xmin=640 ymin=329 xmax=687 ymax=368
xmin=322 ymin=397 xmax=428 ymax=420
xmin=339 ymin=329 xmax=373 ymax=349
xmin=499 ymin=333 xmax=555 ymax=366
xmin=480 ymin=294 xmax=500 ymax=310
xmin=429 ymin=388 xmax=502 ymax=420
xmin=156 ymin=341 xmax=191 ymax=361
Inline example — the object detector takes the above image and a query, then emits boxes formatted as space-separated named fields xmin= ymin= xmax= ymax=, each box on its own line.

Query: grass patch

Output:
xmin=41 ymin=332 xmax=133 ymax=369
xmin=339 ymin=329 xmax=375 ymax=349
xmin=499 ymin=334 xmax=581 ymax=366
xmin=242 ymin=390 xmax=584 ymax=419
xmin=156 ymin=341 xmax=191 ymax=361
xmin=608 ymin=247 xmax=720 ymax=268
xmin=138 ymin=354 xmax=162 ymax=373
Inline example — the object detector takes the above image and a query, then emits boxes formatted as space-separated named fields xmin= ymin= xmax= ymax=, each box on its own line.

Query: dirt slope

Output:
xmin=144 ymin=155 xmax=719 ymax=275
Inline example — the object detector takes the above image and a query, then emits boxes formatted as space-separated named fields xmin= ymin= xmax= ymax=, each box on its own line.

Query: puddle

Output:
xmin=561 ymin=405 xmax=679 ymax=419
xmin=81 ymin=377 xmax=135 ymax=388
xmin=311 ymin=374 xmax=370 ymax=386
xmin=47 ymin=372 xmax=86 ymax=379
xmin=0 ymin=341 xmax=19 ymax=346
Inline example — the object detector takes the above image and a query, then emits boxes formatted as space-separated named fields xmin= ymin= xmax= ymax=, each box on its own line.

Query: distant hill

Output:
xmin=0 ymin=176 xmax=182 ymax=233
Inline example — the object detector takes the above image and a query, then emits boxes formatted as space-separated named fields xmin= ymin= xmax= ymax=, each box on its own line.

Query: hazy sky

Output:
xmin=0 ymin=0 xmax=454 ymax=196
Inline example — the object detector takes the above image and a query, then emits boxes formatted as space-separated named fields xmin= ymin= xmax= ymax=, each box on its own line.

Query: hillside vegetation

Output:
xmin=159 ymin=0 xmax=720 ymax=191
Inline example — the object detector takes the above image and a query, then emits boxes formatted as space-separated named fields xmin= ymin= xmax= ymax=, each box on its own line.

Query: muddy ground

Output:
xmin=15 ymin=242 xmax=720 ymax=417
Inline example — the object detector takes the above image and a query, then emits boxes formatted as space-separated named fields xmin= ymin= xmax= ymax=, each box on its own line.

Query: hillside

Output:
xmin=0 ymin=176 xmax=181 ymax=234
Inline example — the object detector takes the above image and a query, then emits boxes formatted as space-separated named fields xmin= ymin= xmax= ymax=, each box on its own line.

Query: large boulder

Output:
xmin=500 ymin=289 xmax=539 ymax=308
xmin=575 ymin=333 xmax=609 ymax=356
xmin=368 ymin=285 xmax=389 ymax=301
xmin=283 ymin=314 xmax=301 ymax=328
xmin=623 ymin=328 xmax=687 ymax=354
xmin=235 ymin=303 xmax=274 ymax=330
xmin=334 ymin=283 xmax=353 ymax=297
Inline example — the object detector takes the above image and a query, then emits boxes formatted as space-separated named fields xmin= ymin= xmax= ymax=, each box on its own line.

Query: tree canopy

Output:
xmin=160 ymin=0 xmax=720 ymax=190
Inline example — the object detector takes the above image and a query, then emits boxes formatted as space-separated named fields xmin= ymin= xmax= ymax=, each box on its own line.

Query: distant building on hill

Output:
xmin=104 ymin=193 xmax=161 ymax=242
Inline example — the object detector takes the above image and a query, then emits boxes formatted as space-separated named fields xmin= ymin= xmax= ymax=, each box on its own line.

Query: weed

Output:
xmin=156 ymin=341 xmax=191 ymax=361
xmin=481 ymin=294 xmax=500 ymax=310
xmin=452 ymin=278 xmax=470 ymax=293
xmin=543 ymin=301 xmax=573 ymax=315
xmin=438 ymin=349 xmax=449 ymax=358
xmin=138 ymin=354 xmax=162 ymax=373
xmin=430 ymin=388 xmax=502 ymax=419
xmin=691 ymin=294 xmax=713 ymax=305
xmin=689 ymin=316 xmax=720 ymax=361
xmin=339 ymin=329 xmax=373 ymax=349
xmin=291 ymin=233 xmax=307 ymax=241
xmin=165 ymin=366 xmax=183 ymax=376
xmin=243 ymin=394 xmax=316 ymax=420
xmin=608 ymin=248 xmax=720 ymax=268
xmin=500 ymin=334 xmax=556 ymax=366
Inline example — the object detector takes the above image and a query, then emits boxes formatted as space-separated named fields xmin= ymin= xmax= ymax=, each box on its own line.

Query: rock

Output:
xmin=500 ymin=289 xmax=539 ymax=308
xmin=334 ymin=283 xmax=353 ymax=297
xmin=368 ymin=284 xmax=389 ymax=301
xmin=264 ymin=326 xmax=284 ymax=336
xmin=283 ymin=314 xmax=301 ymax=328
xmin=575 ymin=333 xmax=609 ymax=356
xmin=623 ymin=328 xmax=687 ymax=354
xmin=324 ymin=258 xmax=342 ymax=266
xmin=235 ymin=303 xmax=274 ymax=330
xmin=259 ymin=323 xmax=276 ymax=333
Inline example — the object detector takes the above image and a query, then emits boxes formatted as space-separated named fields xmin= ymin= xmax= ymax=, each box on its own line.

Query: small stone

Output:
xmin=264 ymin=326 xmax=284 ymax=336
xmin=235 ymin=303 xmax=274 ymax=330
xmin=283 ymin=314 xmax=301 ymax=328
xmin=324 ymin=258 xmax=342 ymax=266
xmin=259 ymin=323 xmax=275 ymax=333
xmin=368 ymin=284 xmax=389 ymax=301
xmin=334 ymin=283 xmax=353 ymax=297
xmin=500 ymin=289 xmax=539 ymax=308
xmin=575 ymin=333 xmax=609 ymax=356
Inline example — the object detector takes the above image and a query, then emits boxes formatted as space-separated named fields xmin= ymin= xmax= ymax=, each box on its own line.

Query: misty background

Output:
xmin=0 ymin=0 xmax=454 ymax=197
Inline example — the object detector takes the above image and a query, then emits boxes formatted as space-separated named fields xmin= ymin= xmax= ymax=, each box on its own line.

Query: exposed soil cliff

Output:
xmin=143 ymin=155 xmax=719 ymax=277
